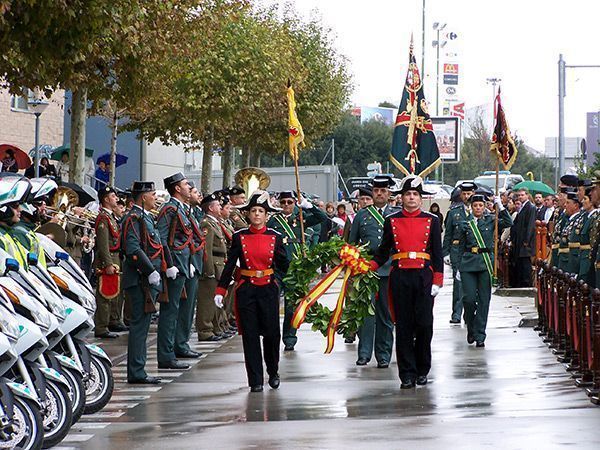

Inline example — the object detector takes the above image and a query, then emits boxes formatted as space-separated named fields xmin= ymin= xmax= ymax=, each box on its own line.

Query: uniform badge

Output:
xmin=202 ymin=227 xmax=209 ymax=236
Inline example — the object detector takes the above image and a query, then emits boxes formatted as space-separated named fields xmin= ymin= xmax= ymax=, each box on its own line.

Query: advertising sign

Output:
xmin=431 ymin=116 xmax=460 ymax=163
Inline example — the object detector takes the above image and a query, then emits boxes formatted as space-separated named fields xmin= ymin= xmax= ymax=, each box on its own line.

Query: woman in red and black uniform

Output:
xmin=214 ymin=191 xmax=289 ymax=392
xmin=370 ymin=175 xmax=444 ymax=389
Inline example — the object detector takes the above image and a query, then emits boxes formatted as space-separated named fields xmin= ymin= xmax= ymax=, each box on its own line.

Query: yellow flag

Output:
xmin=287 ymin=85 xmax=305 ymax=161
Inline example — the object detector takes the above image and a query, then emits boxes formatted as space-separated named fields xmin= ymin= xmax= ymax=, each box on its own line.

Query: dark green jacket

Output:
xmin=156 ymin=198 xmax=192 ymax=278
xmin=458 ymin=209 xmax=513 ymax=273
xmin=121 ymin=206 xmax=164 ymax=290
xmin=443 ymin=204 xmax=469 ymax=266
xmin=267 ymin=205 xmax=328 ymax=262
xmin=189 ymin=206 xmax=204 ymax=274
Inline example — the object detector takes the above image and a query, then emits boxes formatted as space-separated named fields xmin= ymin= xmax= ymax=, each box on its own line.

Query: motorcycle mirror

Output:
xmin=27 ymin=252 xmax=38 ymax=266
xmin=55 ymin=252 xmax=69 ymax=261
xmin=4 ymin=258 xmax=20 ymax=274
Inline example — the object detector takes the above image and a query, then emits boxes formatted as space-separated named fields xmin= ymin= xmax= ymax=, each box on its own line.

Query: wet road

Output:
xmin=59 ymin=274 xmax=599 ymax=449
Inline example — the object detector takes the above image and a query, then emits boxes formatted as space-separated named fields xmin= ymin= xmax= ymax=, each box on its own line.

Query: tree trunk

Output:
xmin=109 ymin=106 xmax=118 ymax=186
xmin=255 ymin=151 xmax=262 ymax=168
xmin=241 ymin=146 xmax=251 ymax=167
xmin=69 ymin=87 xmax=87 ymax=185
xmin=201 ymin=132 xmax=213 ymax=194
xmin=222 ymin=139 xmax=234 ymax=189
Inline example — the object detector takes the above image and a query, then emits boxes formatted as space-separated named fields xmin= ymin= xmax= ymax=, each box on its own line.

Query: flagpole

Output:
xmin=493 ymin=87 xmax=500 ymax=283
xmin=293 ymin=155 xmax=306 ymax=249
xmin=287 ymin=79 xmax=306 ymax=250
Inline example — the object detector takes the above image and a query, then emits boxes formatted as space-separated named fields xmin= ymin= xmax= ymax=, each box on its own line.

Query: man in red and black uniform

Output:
xmin=371 ymin=175 xmax=444 ymax=389
xmin=213 ymin=191 xmax=289 ymax=393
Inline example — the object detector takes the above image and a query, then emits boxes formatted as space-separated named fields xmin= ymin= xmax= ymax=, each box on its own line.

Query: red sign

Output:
xmin=451 ymin=102 xmax=465 ymax=120
xmin=443 ymin=63 xmax=459 ymax=75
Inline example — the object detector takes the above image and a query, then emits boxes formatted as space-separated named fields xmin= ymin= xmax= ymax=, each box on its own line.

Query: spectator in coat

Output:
xmin=509 ymin=188 xmax=536 ymax=287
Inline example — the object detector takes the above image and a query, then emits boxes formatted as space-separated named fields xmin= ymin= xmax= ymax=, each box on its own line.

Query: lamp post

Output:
xmin=27 ymin=90 xmax=49 ymax=177
xmin=432 ymin=23 xmax=447 ymax=116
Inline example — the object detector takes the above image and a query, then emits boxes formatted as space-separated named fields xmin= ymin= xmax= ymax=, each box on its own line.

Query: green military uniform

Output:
xmin=93 ymin=208 xmax=125 ymax=336
xmin=267 ymin=203 xmax=328 ymax=349
xmin=348 ymin=205 xmax=394 ymax=365
xmin=589 ymin=209 xmax=600 ymax=288
xmin=219 ymin=218 xmax=236 ymax=327
xmin=558 ymin=211 xmax=581 ymax=273
xmin=567 ymin=209 xmax=586 ymax=275
xmin=174 ymin=203 xmax=203 ymax=355
xmin=196 ymin=213 xmax=228 ymax=340
xmin=550 ymin=208 xmax=567 ymax=266
xmin=459 ymin=207 xmax=513 ymax=344
xmin=443 ymin=204 xmax=469 ymax=322
xmin=230 ymin=207 xmax=248 ymax=231
xmin=578 ymin=209 xmax=598 ymax=283
xmin=122 ymin=204 xmax=164 ymax=381
xmin=156 ymin=197 xmax=193 ymax=363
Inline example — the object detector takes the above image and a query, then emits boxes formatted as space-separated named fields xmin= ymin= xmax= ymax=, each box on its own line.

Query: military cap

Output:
xmin=398 ymin=175 xmax=434 ymax=196
xmin=228 ymin=186 xmax=245 ymax=196
xmin=566 ymin=192 xmax=581 ymax=204
xmin=578 ymin=179 xmax=593 ymax=188
xmin=372 ymin=175 xmax=394 ymax=188
xmin=358 ymin=187 xmax=373 ymax=198
xmin=469 ymin=194 xmax=487 ymax=204
xmin=131 ymin=181 xmax=155 ymax=194
xmin=163 ymin=172 xmax=186 ymax=189
xmin=98 ymin=185 xmax=117 ymax=202
xmin=278 ymin=190 xmax=297 ymax=200
xmin=459 ymin=181 xmax=477 ymax=192
xmin=560 ymin=174 xmax=579 ymax=187
xmin=201 ymin=192 xmax=220 ymax=206
xmin=559 ymin=186 xmax=577 ymax=194
xmin=239 ymin=190 xmax=280 ymax=213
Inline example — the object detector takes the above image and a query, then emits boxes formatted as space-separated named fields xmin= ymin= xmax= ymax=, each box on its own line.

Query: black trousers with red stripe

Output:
xmin=389 ymin=267 xmax=434 ymax=383
xmin=235 ymin=280 xmax=280 ymax=387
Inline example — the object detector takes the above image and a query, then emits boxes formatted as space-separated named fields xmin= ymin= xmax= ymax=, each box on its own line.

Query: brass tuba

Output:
xmin=234 ymin=167 xmax=271 ymax=197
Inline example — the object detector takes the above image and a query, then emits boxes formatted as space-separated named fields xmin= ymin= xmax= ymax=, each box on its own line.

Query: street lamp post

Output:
xmin=432 ymin=23 xmax=447 ymax=116
xmin=27 ymin=90 xmax=49 ymax=177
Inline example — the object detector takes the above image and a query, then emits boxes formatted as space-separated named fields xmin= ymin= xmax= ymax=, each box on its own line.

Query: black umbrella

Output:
xmin=59 ymin=182 xmax=96 ymax=206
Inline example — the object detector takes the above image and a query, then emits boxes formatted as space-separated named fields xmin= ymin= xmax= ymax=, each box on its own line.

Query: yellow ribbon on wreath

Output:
xmin=291 ymin=244 xmax=371 ymax=353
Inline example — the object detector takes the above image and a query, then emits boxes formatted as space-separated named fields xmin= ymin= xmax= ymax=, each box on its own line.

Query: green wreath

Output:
xmin=283 ymin=238 xmax=380 ymax=338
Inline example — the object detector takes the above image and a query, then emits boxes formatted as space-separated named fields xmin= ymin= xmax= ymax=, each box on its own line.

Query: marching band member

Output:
xmin=370 ymin=175 xmax=443 ymax=389
xmin=228 ymin=186 xmax=249 ymax=230
xmin=213 ymin=191 xmax=289 ymax=392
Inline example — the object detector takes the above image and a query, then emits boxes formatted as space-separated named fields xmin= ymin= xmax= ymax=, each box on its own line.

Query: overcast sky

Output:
xmin=271 ymin=0 xmax=600 ymax=152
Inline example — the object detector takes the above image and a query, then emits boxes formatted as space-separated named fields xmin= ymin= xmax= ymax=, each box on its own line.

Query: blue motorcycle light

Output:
xmin=27 ymin=252 xmax=38 ymax=266
xmin=5 ymin=258 xmax=20 ymax=272
xmin=55 ymin=252 xmax=69 ymax=261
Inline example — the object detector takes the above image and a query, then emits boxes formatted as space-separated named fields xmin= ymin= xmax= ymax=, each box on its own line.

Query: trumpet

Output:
xmin=44 ymin=207 xmax=97 ymax=229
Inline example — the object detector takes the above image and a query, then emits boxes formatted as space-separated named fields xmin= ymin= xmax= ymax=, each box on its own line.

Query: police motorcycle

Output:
xmin=0 ymin=321 xmax=43 ymax=450
xmin=19 ymin=178 xmax=113 ymax=415
xmin=0 ymin=177 xmax=73 ymax=448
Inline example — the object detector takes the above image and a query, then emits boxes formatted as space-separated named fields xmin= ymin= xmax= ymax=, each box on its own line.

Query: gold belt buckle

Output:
xmin=471 ymin=247 xmax=478 ymax=253
xmin=255 ymin=270 xmax=264 ymax=277
xmin=408 ymin=252 xmax=417 ymax=259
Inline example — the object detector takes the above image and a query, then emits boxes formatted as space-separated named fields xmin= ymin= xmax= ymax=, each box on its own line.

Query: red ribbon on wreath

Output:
xmin=291 ymin=244 xmax=371 ymax=353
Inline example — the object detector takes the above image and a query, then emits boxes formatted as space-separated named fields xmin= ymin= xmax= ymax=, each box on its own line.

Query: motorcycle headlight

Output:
xmin=0 ymin=313 xmax=20 ymax=341
xmin=30 ymin=305 xmax=52 ymax=331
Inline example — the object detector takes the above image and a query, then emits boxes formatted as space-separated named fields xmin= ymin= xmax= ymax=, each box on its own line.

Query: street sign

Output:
xmin=450 ymin=102 xmax=465 ymax=120
xmin=446 ymin=87 xmax=456 ymax=95
xmin=366 ymin=162 xmax=382 ymax=176
xmin=443 ymin=63 xmax=459 ymax=75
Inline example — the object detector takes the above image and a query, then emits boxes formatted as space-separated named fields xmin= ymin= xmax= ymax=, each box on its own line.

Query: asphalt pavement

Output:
xmin=55 ymin=272 xmax=600 ymax=450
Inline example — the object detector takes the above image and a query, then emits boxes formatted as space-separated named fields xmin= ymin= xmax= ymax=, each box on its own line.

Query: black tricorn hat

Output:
xmin=163 ymin=172 xmax=186 ymax=189
xmin=358 ymin=187 xmax=373 ymax=198
xmin=469 ymin=194 xmax=487 ymax=204
xmin=278 ymin=190 xmax=297 ymax=201
xmin=131 ymin=181 xmax=155 ymax=194
xmin=372 ymin=175 xmax=394 ymax=188
xmin=239 ymin=190 xmax=281 ymax=213
xmin=398 ymin=175 xmax=434 ymax=196
xmin=560 ymin=174 xmax=579 ymax=187
xmin=459 ymin=181 xmax=477 ymax=192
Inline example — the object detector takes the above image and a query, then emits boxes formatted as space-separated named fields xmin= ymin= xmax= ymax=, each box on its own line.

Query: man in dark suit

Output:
xmin=534 ymin=193 xmax=547 ymax=221
xmin=510 ymin=188 xmax=536 ymax=287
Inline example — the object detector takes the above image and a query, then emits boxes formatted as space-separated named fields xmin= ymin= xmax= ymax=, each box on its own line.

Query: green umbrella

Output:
xmin=51 ymin=145 xmax=95 ymax=160
xmin=513 ymin=180 xmax=555 ymax=196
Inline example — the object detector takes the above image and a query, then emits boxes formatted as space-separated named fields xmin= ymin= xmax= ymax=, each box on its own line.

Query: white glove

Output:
xmin=455 ymin=271 xmax=461 ymax=282
xmin=431 ymin=284 xmax=441 ymax=297
xmin=166 ymin=266 xmax=179 ymax=279
xmin=190 ymin=264 xmax=195 ymax=277
xmin=214 ymin=295 xmax=224 ymax=309
xmin=148 ymin=270 xmax=161 ymax=286
xmin=444 ymin=255 xmax=451 ymax=265
xmin=299 ymin=197 xmax=313 ymax=209
xmin=494 ymin=195 xmax=504 ymax=211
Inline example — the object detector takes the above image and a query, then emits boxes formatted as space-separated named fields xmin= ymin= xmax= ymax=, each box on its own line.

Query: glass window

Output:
xmin=10 ymin=88 xmax=33 ymax=112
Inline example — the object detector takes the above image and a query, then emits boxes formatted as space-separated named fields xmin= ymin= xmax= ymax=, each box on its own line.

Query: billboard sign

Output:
xmin=432 ymin=116 xmax=460 ymax=163
xmin=360 ymin=106 xmax=396 ymax=126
